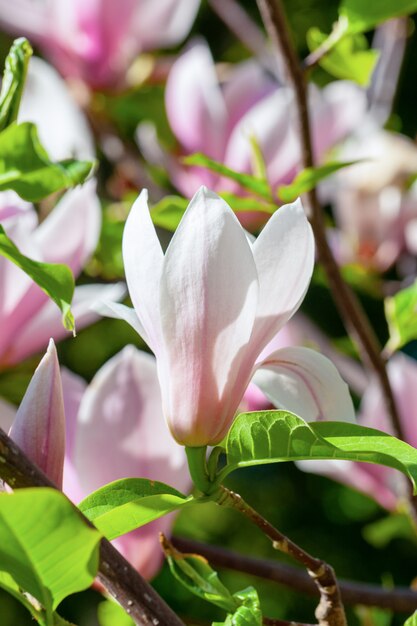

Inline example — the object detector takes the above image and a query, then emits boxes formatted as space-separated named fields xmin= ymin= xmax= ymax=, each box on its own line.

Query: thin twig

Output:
xmin=255 ymin=0 xmax=405 ymax=444
xmin=173 ymin=537 xmax=417 ymax=613
xmin=219 ymin=487 xmax=346 ymax=626
xmin=0 ymin=427 xmax=184 ymax=626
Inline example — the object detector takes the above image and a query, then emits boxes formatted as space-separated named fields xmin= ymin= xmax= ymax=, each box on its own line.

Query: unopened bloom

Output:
xmin=161 ymin=42 xmax=366 ymax=227
xmin=105 ymin=187 xmax=354 ymax=446
xmin=3 ymin=343 xmax=190 ymax=579
xmin=0 ymin=0 xmax=200 ymax=88
xmin=9 ymin=339 xmax=65 ymax=488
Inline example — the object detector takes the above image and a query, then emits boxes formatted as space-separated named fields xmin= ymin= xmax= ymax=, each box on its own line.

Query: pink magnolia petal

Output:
xmin=123 ymin=190 xmax=164 ymax=354
xmin=296 ymin=460 xmax=398 ymax=511
xmin=73 ymin=346 xmax=189 ymax=497
xmin=165 ymin=42 xmax=227 ymax=160
xmin=34 ymin=181 xmax=101 ymax=276
xmin=250 ymin=200 xmax=314 ymax=352
xmin=253 ymin=346 xmax=355 ymax=423
xmin=7 ymin=282 xmax=125 ymax=365
xmin=9 ymin=339 xmax=65 ymax=488
xmin=97 ymin=301 xmax=148 ymax=343
xmin=159 ymin=187 xmax=259 ymax=445
xmin=0 ymin=0 xmax=50 ymax=40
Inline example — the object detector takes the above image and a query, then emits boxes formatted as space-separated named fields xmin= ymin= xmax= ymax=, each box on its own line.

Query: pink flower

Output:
xmin=0 ymin=0 xmax=200 ymax=88
xmin=105 ymin=186 xmax=354 ymax=446
xmin=298 ymin=353 xmax=417 ymax=510
xmin=0 ymin=182 xmax=123 ymax=366
xmin=163 ymin=42 xmax=366 ymax=227
xmin=4 ymin=343 xmax=190 ymax=579
xmin=327 ymin=128 xmax=417 ymax=270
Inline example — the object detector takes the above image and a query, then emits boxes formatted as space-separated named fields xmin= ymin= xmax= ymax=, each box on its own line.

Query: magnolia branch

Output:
xmin=255 ymin=0 xmax=405 ymax=443
xmin=0 ymin=427 xmax=184 ymax=626
xmin=173 ymin=537 xmax=417 ymax=613
xmin=219 ymin=487 xmax=347 ymax=626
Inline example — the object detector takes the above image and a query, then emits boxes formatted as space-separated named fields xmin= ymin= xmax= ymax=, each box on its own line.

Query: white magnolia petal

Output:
xmin=253 ymin=346 xmax=355 ymax=423
xmin=96 ymin=301 xmax=149 ymax=344
xmin=122 ymin=189 xmax=164 ymax=354
xmin=19 ymin=57 xmax=95 ymax=160
xmin=250 ymin=199 xmax=314 ymax=351
xmin=159 ymin=187 xmax=259 ymax=445
xmin=0 ymin=397 xmax=16 ymax=432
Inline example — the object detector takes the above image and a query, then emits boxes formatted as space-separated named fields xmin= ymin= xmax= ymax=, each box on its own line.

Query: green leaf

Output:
xmin=0 ymin=38 xmax=32 ymax=131
xmin=0 ymin=571 xmax=46 ymax=624
xmin=183 ymin=153 xmax=272 ymax=200
xmin=0 ymin=225 xmax=75 ymax=331
xmin=306 ymin=28 xmax=379 ymax=86
xmin=214 ymin=588 xmax=262 ymax=626
xmin=0 ymin=488 xmax=101 ymax=621
xmin=340 ymin=0 xmax=417 ymax=35
xmin=162 ymin=536 xmax=239 ymax=612
xmin=0 ymin=122 xmax=93 ymax=201
xmin=219 ymin=411 xmax=417 ymax=492
xmin=405 ymin=611 xmax=417 ymax=626
xmin=363 ymin=512 xmax=417 ymax=548
xmin=277 ymin=161 xmax=361 ymax=202
xmin=79 ymin=478 xmax=193 ymax=540
xmin=150 ymin=195 xmax=189 ymax=230
xmin=98 ymin=599 xmax=134 ymax=626
xmin=384 ymin=280 xmax=417 ymax=354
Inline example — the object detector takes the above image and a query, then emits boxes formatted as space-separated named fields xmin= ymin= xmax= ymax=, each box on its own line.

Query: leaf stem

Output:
xmin=0 ymin=427 xmax=184 ymax=626
xmin=217 ymin=486 xmax=347 ymax=626
xmin=255 ymin=0 xmax=405 ymax=445
xmin=185 ymin=446 xmax=212 ymax=494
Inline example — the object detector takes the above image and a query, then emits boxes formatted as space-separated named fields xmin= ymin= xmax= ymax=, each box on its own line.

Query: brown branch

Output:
xmin=173 ymin=537 xmax=417 ymax=614
xmin=0 ymin=427 xmax=184 ymax=626
xmin=219 ymin=487 xmax=346 ymax=626
xmin=255 ymin=0 xmax=405 ymax=443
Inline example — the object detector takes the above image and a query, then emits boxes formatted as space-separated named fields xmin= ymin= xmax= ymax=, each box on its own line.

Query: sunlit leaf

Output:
xmin=0 ymin=38 xmax=32 ymax=130
xmin=277 ymin=161 xmax=360 ymax=202
xmin=307 ymin=28 xmax=379 ymax=86
xmin=98 ymin=599 xmax=134 ymax=626
xmin=384 ymin=280 xmax=417 ymax=354
xmin=183 ymin=153 xmax=272 ymax=200
xmin=340 ymin=0 xmax=417 ymax=35
xmin=79 ymin=478 xmax=193 ymax=540
xmin=0 ymin=489 xmax=101 ymax=622
xmin=218 ymin=411 xmax=417 ymax=492
xmin=404 ymin=610 xmax=417 ymax=626
xmin=0 ymin=225 xmax=75 ymax=331
xmin=0 ymin=122 xmax=93 ymax=201
xmin=150 ymin=195 xmax=189 ymax=230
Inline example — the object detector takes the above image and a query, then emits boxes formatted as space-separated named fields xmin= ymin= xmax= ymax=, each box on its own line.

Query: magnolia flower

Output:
xmin=160 ymin=42 xmax=366 ymax=227
xmin=328 ymin=128 xmax=417 ymax=270
xmin=298 ymin=353 xmax=417 ymax=510
xmin=104 ymin=187 xmax=354 ymax=447
xmin=2 ymin=341 xmax=190 ymax=579
xmin=0 ymin=0 xmax=200 ymax=88
xmin=0 ymin=182 xmax=124 ymax=366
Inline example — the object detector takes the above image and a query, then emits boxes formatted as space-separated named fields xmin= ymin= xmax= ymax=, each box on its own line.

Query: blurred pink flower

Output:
xmin=104 ymin=187 xmax=354 ymax=446
xmin=298 ymin=352 xmax=417 ymax=510
xmin=162 ymin=42 xmax=366 ymax=228
xmin=327 ymin=128 xmax=417 ymax=271
xmin=2 ymin=343 xmax=190 ymax=579
xmin=0 ymin=182 xmax=124 ymax=366
xmin=0 ymin=0 xmax=200 ymax=88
